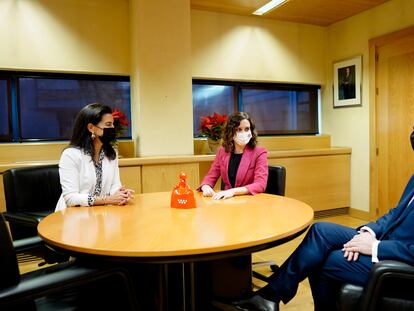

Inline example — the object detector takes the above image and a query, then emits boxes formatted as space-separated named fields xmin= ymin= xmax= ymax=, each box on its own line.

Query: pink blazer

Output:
xmin=199 ymin=145 xmax=268 ymax=195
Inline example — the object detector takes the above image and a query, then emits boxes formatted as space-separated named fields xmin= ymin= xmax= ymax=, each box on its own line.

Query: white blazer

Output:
xmin=55 ymin=147 xmax=122 ymax=211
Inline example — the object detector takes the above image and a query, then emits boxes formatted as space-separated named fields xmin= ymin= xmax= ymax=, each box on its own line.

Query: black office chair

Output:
xmin=252 ymin=165 xmax=286 ymax=282
xmin=0 ymin=214 xmax=139 ymax=311
xmin=337 ymin=260 xmax=414 ymax=311
xmin=3 ymin=164 xmax=61 ymax=240
xmin=220 ymin=165 xmax=287 ymax=283
xmin=3 ymin=164 xmax=70 ymax=265
xmin=220 ymin=165 xmax=286 ymax=196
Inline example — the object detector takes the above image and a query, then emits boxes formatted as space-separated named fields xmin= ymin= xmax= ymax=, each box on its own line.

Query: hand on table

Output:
xmin=110 ymin=187 xmax=135 ymax=205
xmin=212 ymin=189 xmax=235 ymax=200
xmin=201 ymin=185 xmax=216 ymax=197
xmin=120 ymin=186 xmax=135 ymax=199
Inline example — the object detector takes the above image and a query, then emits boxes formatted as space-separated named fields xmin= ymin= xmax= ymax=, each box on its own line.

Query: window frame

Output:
xmin=0 ymin=71 xmax=131 ymax=143
xmin=192 ymin=79 xmax=321 ymax=137
xmin=0 ymin=77 xmax=12 ymax=141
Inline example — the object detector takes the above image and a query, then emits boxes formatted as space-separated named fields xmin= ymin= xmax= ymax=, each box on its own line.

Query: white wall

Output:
xmin=323 ymin=0 xmax=414 ymax=211
xmin=191 ymin=10 xmax=327 ymax=85
xmin=0 ymin=0 xmax=130 ymax=74
xmin=130 ymin=0 xmax=193 ymax=156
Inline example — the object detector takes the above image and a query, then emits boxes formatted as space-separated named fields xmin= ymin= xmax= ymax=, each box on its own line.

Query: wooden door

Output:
xmin=375 ymin=29 xmax=414 ymax=217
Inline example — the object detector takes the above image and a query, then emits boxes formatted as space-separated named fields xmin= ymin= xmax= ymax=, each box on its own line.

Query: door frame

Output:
xmin=369 ymin=26 xmax=414 ymax=220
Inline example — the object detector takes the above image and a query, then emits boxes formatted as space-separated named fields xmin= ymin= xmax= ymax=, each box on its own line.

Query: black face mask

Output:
xmin=411 ymin=130 xmax=414 ymax=150
xmin=99 ymin=127 xmax=116 ymax=145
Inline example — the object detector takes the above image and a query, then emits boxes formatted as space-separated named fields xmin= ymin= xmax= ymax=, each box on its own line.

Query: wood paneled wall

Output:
xmin=0 ymin=141 xmax=135 ymax=163
xmin=141 ymin=163 xmax=199 ymax=193
xmin=194 ymin=135 xmax=331 ymax=155
xmin=269 ymin=154 xmax=350 ymax=212
xmin=0 ymin=136 xmax=351 ymax=213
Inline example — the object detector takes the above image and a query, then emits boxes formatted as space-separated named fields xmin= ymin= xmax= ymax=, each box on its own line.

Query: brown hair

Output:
xmin=222 ymin=112 xmax=257 ymax=153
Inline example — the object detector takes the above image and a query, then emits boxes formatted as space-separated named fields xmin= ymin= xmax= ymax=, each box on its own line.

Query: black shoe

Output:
xmin=211 ymin=295 xmax=279 ymax=311
xmin=231 ymin=294 xmax=279 ymax=311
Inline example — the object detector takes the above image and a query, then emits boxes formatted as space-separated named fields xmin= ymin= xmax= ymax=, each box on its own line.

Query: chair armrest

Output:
xmin=0 ymin=263 xmax=137 ymax=309
xmin=13 ymin=236 xmax=44 ymax=253
xmin=337 ymin=283 xmax=363 ymax=311
xmin=3 ymin=212 xmax=41 ymax=227
xmin=360 ymin=260 xmax=414 ymax=311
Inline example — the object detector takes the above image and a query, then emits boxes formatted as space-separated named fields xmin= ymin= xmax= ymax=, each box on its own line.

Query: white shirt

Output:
xmin=363 ymin=194 xmax=414 ymax=262
xmin=359 ymin=226 xmax=380 ymax=262
xmin=55 ymin=147 xmax=122 ymax=211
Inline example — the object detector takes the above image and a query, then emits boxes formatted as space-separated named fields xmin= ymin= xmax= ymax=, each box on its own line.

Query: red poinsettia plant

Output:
xmin=199 ymin=112 xmax=228 ymax=141
xmin=112 ymin=109 xmax=129 ymax=139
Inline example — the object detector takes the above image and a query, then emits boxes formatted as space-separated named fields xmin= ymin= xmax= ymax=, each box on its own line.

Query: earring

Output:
xmin=91 ymin=132 xmax=96 ymax=139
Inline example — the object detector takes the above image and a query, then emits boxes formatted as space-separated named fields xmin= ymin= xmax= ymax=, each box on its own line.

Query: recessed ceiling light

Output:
xmin=252 ymin=0 xmax=289 ymax=16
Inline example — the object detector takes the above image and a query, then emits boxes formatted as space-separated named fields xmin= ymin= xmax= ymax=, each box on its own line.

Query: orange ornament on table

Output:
xmin=170 ymin=172 xmax=197 ymax=209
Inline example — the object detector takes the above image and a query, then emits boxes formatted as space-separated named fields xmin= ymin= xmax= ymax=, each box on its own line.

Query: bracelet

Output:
xmin=88 ymin=194 xmax=95 ymax=206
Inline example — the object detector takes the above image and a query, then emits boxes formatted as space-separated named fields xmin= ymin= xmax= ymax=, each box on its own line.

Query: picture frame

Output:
xmin=333 ymin=55 xmax=362 ymax=108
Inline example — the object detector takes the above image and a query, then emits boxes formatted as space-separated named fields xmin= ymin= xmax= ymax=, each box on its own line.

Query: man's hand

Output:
xmin=342 ymin=231 xmax=377 ymax=261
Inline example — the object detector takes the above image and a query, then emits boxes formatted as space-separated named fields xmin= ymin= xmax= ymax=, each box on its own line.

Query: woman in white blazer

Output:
xmin=55 ymin=103 xmax=134 ymax=211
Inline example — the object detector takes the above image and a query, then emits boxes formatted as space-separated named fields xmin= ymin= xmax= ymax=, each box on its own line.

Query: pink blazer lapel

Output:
xmin=235 ymin=147 xmax=253 ymax=187
xmin=221 ymin=151 xmax=231 ymax=187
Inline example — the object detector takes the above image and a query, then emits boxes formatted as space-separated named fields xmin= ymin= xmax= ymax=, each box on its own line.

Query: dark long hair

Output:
xmin=222 ymin=112 xmax=258 ymax=153
xmin=69 ymin=103 xmax=116 ymax=160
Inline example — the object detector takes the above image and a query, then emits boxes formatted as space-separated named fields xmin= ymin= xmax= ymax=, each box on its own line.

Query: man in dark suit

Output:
xmin=339 ymin=66 xmax=355 ymax=99
xmin=219 ymin=131 xmax=414 ymax=311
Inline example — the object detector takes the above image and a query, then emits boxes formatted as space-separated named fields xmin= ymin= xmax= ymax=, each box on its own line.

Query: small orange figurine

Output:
xmin=170 ymin=172 xmax=197 ymax=209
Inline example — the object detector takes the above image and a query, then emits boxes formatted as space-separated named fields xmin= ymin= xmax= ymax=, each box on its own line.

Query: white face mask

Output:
xmin=234 ymin=131 xmax=252 ymax=146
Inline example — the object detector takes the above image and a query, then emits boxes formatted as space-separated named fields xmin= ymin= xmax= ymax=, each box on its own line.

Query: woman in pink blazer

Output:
xmin=199 ymin=112 xmax=268 ymax=200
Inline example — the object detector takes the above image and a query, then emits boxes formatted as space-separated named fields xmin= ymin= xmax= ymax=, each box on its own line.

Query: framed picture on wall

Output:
xmin=333 ymin=55 xmax=362 ymax=108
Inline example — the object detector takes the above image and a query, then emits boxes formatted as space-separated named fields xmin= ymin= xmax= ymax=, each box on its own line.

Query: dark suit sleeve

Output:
xmin=378 ymin=240 xmax=414 ymax=264
xmin=364 ymin=207 xmax=403 ymax=237
xmin=363 ymin=175 xmax=414 ymax=236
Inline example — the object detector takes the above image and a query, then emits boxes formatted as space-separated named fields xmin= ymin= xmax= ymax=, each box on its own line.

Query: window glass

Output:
xmin=0 ymin=79 xmax=10 ymax=140
xmin=192 ymin=80 xmax=320 ymax=137
xmin=18 ymin=78 xmax=131 ymax=140
xmin=241 ymin=87 xmax=318 ymax=135
xmin=192 ymin=84 xmax=236 ymax=137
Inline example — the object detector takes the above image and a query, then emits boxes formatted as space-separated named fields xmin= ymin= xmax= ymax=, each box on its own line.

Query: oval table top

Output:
xmin=38 ymin=192 xmax=314 ymax=259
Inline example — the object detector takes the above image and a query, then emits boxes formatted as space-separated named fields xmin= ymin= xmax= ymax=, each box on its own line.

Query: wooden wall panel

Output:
xmin=199 ymin=160 xmax=222 ymax=190
xmin=258 ymin=135 xmax=331 ymax=151
xmin=119 ymin=166 xmax=142 ymax=194
xmin=142 ymin=163 xmax=200 ymax=193
xmin=0 ymin=175 xmax=5 ymax=213
xmin=0 ymin=145 xmax=351 ymax=213
xmin=194 ymin=135 xmax=331 ymax=155
xmin=0 ymin=140 xmax=135 ymax=163
xmin=268 ymin=154 xmax=350 ymax=211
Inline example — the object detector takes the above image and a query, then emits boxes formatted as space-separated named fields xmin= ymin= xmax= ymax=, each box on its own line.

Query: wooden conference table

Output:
xmin=38 ymin=192 xmax=313 ymax=309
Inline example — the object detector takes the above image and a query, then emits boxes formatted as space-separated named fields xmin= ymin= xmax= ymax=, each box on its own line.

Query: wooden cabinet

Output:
xmin=141 ymin=163 xmax=199 ymax=193
xmin=0 ymin=146 xmax=351 ymax=213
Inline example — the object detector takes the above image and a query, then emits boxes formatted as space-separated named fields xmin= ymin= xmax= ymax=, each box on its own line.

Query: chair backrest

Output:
xmin=264 ymin=165 xmax=286 ymax=196
xmin=220 ymin=165 xmax=286 ymax=195
xmin=3 ymin=164 xmax=62 ymax=213
xmin=0 ymin=214 xmax=21 ymax=290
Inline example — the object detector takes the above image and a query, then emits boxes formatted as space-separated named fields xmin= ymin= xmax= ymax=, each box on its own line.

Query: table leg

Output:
xmin=190 ymin=262 xmax=195 ymax=309
xmin=181 ymin=262 xmax=196 ymax=311
xmin=160 ymin=264 xmax=169 ymax=311
xmin=182 ymin=263 xmax=186 ymax=311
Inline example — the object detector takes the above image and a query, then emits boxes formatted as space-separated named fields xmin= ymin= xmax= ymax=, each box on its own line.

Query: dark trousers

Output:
xmin=268 ymin=222 xmax=374 ymax=310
